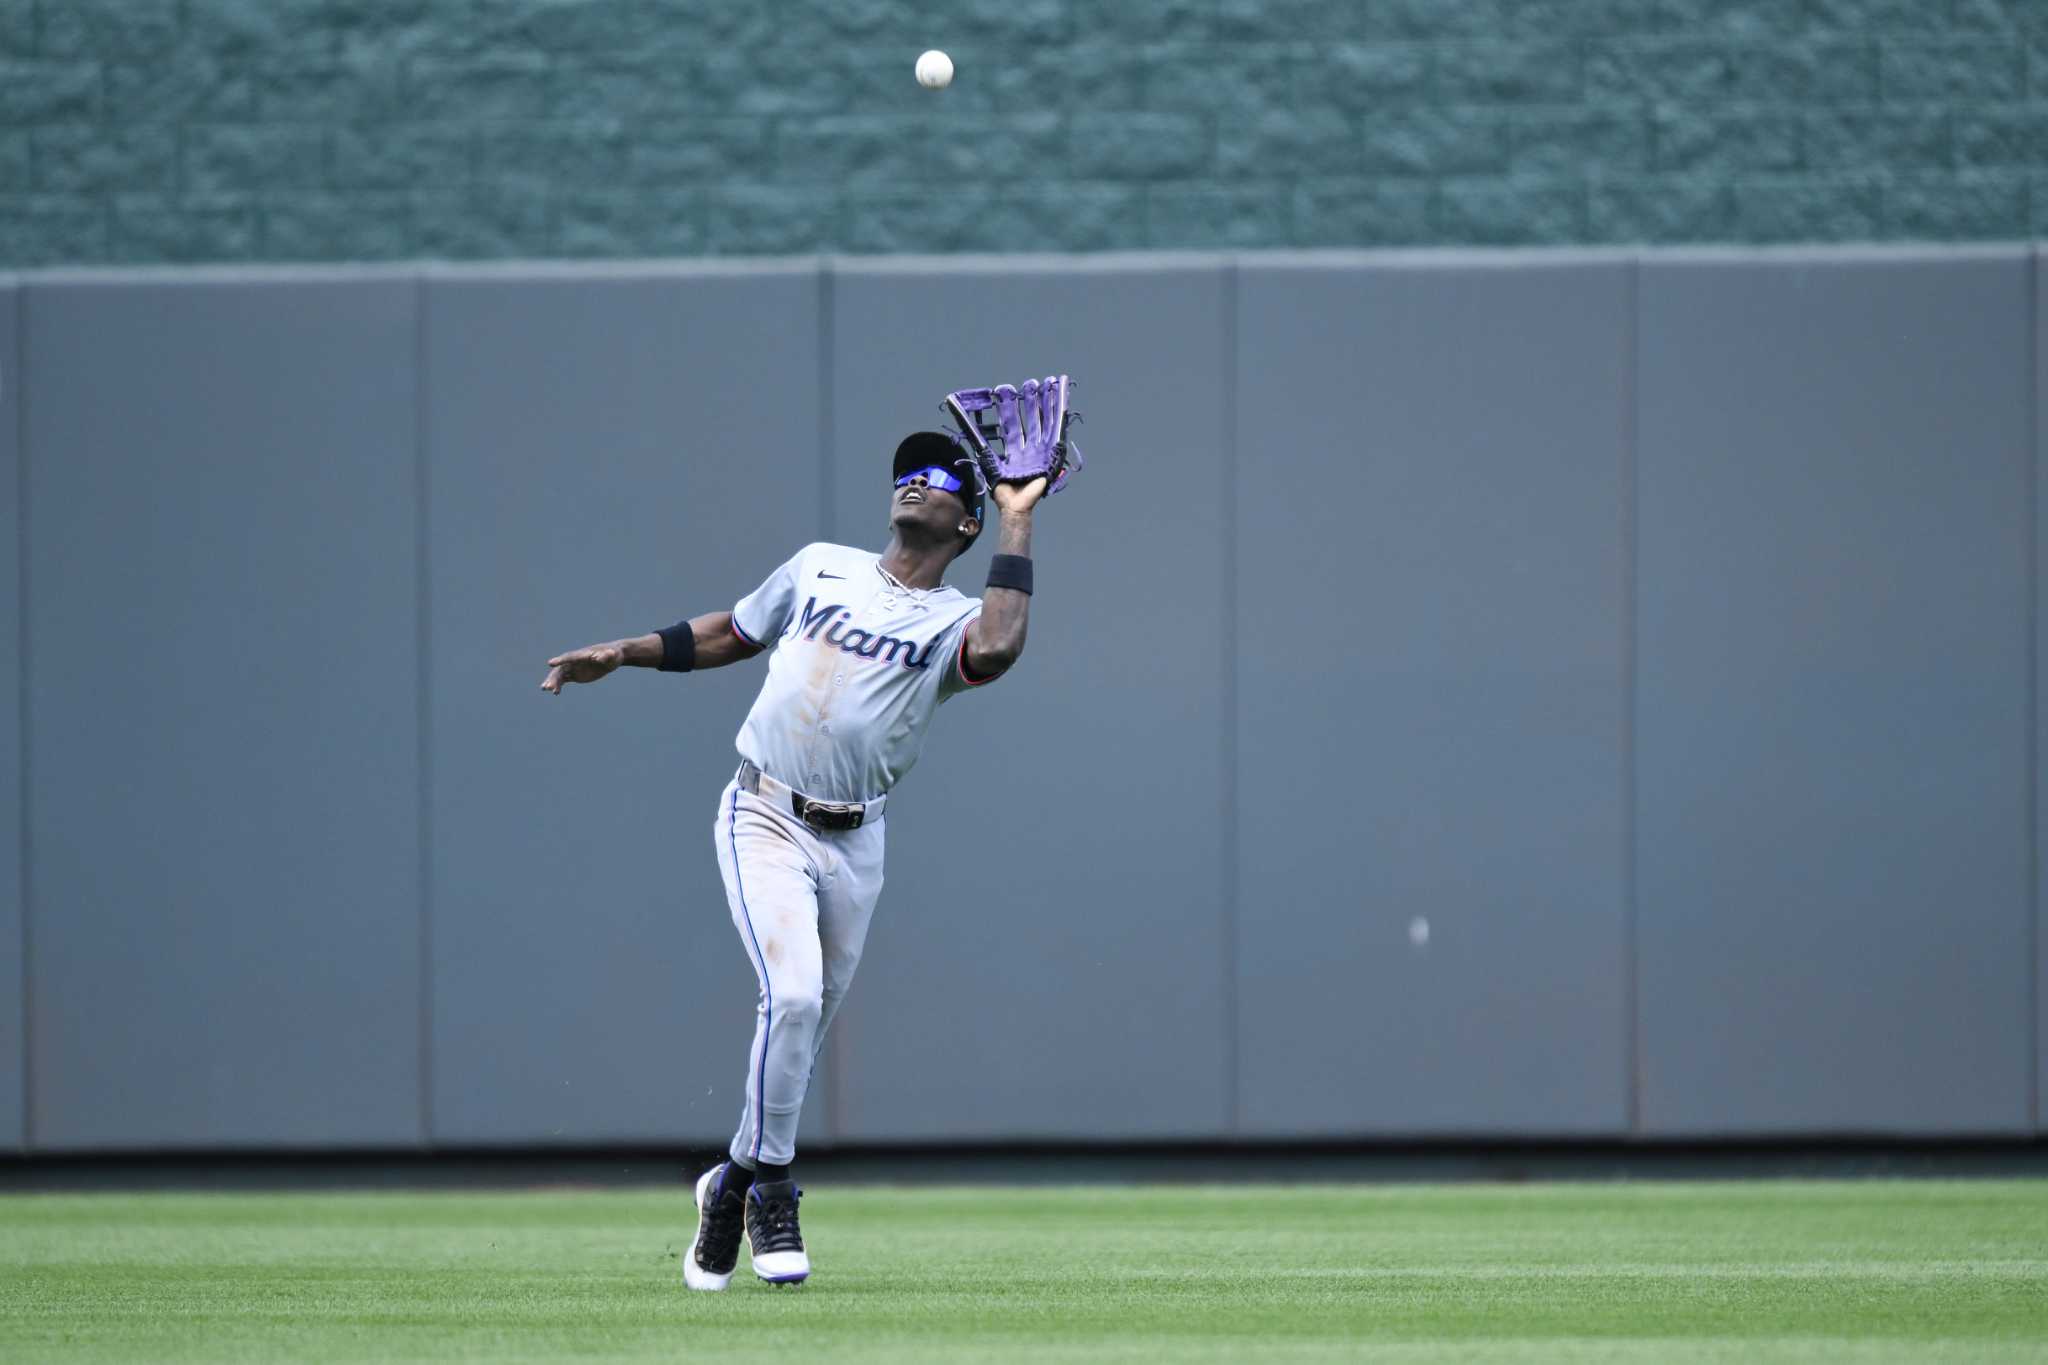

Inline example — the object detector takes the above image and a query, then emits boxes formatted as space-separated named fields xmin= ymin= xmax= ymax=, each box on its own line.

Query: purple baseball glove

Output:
xmin=942 ymin=374 xmax=1085 ymax=497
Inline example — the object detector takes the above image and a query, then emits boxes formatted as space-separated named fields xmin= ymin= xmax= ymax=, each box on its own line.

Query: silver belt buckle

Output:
xmin=800 ymin=797 xmax=863 ymax=831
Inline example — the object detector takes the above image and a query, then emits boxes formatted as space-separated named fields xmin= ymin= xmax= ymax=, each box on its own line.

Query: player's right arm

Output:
xmin=540 ymin=546 xmax=814 ymax=694
xmin=539 ymin=611 xmax=763 ymax=693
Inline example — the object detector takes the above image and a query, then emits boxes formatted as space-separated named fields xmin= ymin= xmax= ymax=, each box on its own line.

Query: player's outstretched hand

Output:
xmin=540 ymin=643 xmax=625 ymax=694
xmin=992 ymin=475 xmax=1049 ymax=516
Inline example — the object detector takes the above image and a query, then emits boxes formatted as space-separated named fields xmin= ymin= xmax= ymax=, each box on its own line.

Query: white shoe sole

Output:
xmin=752 ymin=1248 xmax=810 ymax=1285
xmin=683 ymin=1166 xmax=734 ymax=1292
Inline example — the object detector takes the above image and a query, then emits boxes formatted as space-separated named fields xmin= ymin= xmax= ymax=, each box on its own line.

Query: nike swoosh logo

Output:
xmin=817 ymin=572 xmax=845 ymax=580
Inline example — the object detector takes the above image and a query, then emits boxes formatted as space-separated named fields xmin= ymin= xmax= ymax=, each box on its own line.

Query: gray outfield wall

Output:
xmin=1 ymin=246 xmax=2041 ymax=1154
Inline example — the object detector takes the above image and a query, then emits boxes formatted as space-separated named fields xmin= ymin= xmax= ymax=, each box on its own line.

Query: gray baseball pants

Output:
xmin=712 ymin=777 xmax=885 ymax=1169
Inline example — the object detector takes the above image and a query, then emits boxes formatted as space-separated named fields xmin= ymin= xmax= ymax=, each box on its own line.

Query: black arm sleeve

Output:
xmin=656 ymin=621 xmax=696 ymax=673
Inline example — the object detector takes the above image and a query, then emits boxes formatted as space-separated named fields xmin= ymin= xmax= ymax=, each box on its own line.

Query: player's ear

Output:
xmin=958 ymin=514 xmax=979 ymax=539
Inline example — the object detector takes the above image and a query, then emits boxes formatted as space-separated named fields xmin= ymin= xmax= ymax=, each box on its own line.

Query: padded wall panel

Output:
xmin=0 ymin=283 xmax=20 ymax=1152
xmin=426 ymin=264 xmax=825 ymax=1146
xmin=1235 ymin=256 xmax=1633 ymax=1136
xmin=2038 ymin=245 xmax=2047 ymax=1139
xmin=1636 ymin=250 xmax=2034 ymax=1135
xmin=24 ymin=274 xmax=424 ymax=1149
xmin=11 ymin=246 xmax=2040 ymax=1153
xmin=825 ymin=260 xmax=1234 ymax=1141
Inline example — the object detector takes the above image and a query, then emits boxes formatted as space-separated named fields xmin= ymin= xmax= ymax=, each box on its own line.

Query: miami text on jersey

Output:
xmin=790 ymin=596 xmax=943 ymax=671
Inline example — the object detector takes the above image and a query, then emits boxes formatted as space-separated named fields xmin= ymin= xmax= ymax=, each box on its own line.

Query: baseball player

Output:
xmin=540 ymin=379 xmax=1078 ymax=1290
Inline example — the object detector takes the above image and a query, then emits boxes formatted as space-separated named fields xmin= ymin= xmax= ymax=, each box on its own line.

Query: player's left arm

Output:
xmin=962 ymin=475 xmax=1047 ymax=679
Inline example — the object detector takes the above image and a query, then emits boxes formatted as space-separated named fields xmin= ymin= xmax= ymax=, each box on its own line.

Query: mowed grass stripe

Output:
xmin=3 ymin=1181 xmax=2045 ymax=1363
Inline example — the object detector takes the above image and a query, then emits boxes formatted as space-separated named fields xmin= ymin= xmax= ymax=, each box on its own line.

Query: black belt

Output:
xmin=738 ymin=760 xmax=882 ymax=832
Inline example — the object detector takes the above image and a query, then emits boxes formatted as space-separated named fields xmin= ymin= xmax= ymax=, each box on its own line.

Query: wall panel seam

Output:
xmin=2032 ymin=246 xmax=2042 ymax=1137
xmin=819 ymin=259 xmax=843 ymax=1145
xmin=1624 ymin=256 xmax=1642 ymax=1138
xmin=1222 ymin=259 xmax=1240 ymax=1136
xmin=14 ymin=283 xmax=30 ymax=1151
xmin=416 ymin=272 xmax=435 ymax=1150
xmin=818 ymin=260 xmax=835 ymax=547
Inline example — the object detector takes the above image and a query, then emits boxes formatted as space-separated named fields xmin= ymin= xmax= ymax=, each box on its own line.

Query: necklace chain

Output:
xmin=876 ymin=562 xmax=930 ymax=595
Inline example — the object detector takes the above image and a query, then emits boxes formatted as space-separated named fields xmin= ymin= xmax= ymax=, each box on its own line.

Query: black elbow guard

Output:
xmin=656 ymin=621 xmax=696 ymax=672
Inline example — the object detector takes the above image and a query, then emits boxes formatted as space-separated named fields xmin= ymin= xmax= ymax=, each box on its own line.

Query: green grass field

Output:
xmin=4 ymin=1180 xmax=2046 ymax=1363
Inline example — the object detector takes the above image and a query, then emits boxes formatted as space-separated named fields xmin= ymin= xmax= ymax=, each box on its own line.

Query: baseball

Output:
xmin=915 ymin=49 xmax=953 ymax=90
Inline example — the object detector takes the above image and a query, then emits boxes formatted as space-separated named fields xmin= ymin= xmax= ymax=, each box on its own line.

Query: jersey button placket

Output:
xmin=814 ymin=588 xmax=861 ymax=734
xmin=812 ymin=580 xmax=872 ymax=790
xmin=844 ymin=586 xmax=881 ymax=689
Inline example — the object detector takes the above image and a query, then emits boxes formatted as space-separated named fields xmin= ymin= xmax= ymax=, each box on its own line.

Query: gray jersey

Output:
xmin=730 ymin=542 xmax=992 ymax=802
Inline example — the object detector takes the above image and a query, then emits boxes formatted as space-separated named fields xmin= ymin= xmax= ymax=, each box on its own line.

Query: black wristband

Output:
xmin=986 ymin=553 xmax=1033 ymax=596
xmin=655 ymin=621 xmax=696 ymax=673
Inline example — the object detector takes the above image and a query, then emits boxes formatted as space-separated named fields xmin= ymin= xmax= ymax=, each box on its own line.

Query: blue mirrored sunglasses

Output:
xmin=895 ymin=465 xmax=966 ymax=494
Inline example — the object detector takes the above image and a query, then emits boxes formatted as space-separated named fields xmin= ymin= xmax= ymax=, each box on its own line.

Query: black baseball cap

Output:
xmin=892 ymin=431 xmax=984 ymax=529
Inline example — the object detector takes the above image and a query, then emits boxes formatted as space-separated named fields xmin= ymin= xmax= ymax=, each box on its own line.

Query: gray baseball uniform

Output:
xmin=716 ymin=541 xmax=996 ymax=1169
